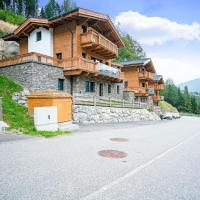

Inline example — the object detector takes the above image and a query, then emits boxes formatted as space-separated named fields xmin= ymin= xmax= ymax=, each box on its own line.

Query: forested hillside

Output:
xmin=160 ymin=79 xmax=200 ymax=114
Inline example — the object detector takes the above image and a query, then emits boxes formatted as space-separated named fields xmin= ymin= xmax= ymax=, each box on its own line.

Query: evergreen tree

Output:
xmin=24 ymin=0 xmax=38 ymax=17
xmin=17 ymin=0 xmax=23 ymax=15
xmin=40 ymin=7 xmax=46 ymax=18
xmin=61 ymin=0 xmax=76 ymax=13
xmin=183 ymin=86 xmax=192 ymax=112
xmin=191 ymin=95 xmax=198 ymax=114
xmin=117 ymin=34 xmax=146 ymax=62
xmin=45 ymin=0 xmax=61 ymax=19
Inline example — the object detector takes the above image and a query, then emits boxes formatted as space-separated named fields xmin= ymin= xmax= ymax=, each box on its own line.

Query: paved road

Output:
xmin=0 ymin=116 xmax=200 ymax=200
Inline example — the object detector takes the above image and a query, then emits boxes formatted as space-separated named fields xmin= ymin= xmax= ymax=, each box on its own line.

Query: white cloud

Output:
xmin=152 ymin=57 xmax=200 ymax=84
xmin=114 ymin=11 xmax=200 ymax=45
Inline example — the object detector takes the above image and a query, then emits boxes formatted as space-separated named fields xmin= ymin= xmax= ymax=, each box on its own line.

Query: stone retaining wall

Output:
xmin=73 ymin=105 xmax=160 ymax=124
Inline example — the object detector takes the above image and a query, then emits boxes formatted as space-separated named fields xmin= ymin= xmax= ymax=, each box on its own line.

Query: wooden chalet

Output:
xmin=0 ymin=8 xmax=125 ymax=99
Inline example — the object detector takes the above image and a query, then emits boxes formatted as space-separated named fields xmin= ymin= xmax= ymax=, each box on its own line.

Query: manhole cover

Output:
xmin=110 ymin=138 xmax=128 ymax=142
xmin=98 ymin=150 xmax=127 ymax=159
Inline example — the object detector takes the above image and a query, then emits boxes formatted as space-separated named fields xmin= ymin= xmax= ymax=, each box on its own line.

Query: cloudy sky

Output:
xmin=41 ymin=0 xmax=200 ymax=84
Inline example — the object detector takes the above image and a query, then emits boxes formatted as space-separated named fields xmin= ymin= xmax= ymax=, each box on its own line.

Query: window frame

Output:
xmin=36 ymin=31 xmax=42 ymax=42
xmin=108 ymin=84 xmax=112 ymax=94
xmin=85 ymin=81 xmax=95 ymax=93
xmin=58 ymin=79 xmax=64 ymax=91
xmin=117 ymin=85 xmax=120 ymax=94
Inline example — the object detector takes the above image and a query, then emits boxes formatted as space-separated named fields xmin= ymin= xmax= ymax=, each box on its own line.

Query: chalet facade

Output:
xmin=0 ymin=8 xmax=125 ymax=99
xmin=121 ymin=59 xmax=164 ymax=104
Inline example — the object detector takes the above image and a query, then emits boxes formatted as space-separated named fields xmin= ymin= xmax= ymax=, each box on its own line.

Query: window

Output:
xmin=58 ymin=79 xmax=64 ymax=91
xmin=85 ymin=81 xmax=95 ymax=92
xmin=38 ymin=56 xmax=41 ymax=62
xmin=36 ymin=31 xmax=42 ymax=41
xmin=142 ymin=82 xmax=146 ymax=88
xmin=91 ymin=57 xmax=96 ymax=62
xmin=56 ymin=53 xmax=62 ymax=60
xmin=82 ymin=25 xmax=88 ymax=33
xmin=117 ymin=85 xmax=120 ymax=94
xmin=108 ymin=84 xmax=111 ymax=94
xmin=124 ymin=81 xmax=128 ymax=88
xmin=82 ymin=52 xmax=87 ymax=59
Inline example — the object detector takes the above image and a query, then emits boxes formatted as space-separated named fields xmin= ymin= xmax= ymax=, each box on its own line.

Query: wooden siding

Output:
xmin=19 ymin=38 xmax=28 ymax=55
xmin=27 ymin=94 xmax=72 ymax=123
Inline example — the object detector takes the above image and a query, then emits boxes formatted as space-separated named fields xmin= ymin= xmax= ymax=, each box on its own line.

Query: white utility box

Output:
xmin=34 ymin=106 xmax=58 ymax=131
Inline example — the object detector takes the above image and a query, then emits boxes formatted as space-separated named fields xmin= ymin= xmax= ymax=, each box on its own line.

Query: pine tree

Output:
xmin=45 ymin=0 xmax=61 ymax=19
xmin=40 ymin=7 xmax=46 ymax=18
xmin=117 ymin=34 xmax=146 ymax=62
xmin=61 ymin=0 xmax=76 ymax=13
xmin=17 ymin=0 xmax=23 ymax=15
xmin=183 ymin=86 xmax=192 ymax=113
xmin=24 ymin=0 xmax=38 ymax=17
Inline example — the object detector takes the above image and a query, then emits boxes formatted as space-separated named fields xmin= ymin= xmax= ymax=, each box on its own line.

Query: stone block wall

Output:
xmin=73 ymin=105 xmax=160 ymax=124
xmin=0 ymin=62 xmax=71 ymax=93
xmin=72 ymin=76 xmax=123 ymax=100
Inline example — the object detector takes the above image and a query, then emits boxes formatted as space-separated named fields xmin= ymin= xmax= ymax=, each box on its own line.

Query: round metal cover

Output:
xmin=98 ymin=150 xmax=127 ymax=159
xmin=110 ymin=138 xmax=128 ymax=142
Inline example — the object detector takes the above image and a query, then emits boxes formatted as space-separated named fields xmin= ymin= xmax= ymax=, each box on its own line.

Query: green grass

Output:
xmin=0 ymin=76 xmax=71 ymax=137
xmin=0 ymin=9 xmax=25 ymax=25
xmin=158 ymin=101 xmax=178 ymax=113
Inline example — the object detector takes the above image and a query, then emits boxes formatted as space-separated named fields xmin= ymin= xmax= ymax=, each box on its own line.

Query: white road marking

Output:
xmin=82 ymin=131 xmax=200 ymax=200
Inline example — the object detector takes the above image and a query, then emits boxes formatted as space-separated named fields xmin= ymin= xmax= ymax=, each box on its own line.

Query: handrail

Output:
xmin=80 ymin=28 xmax=118 ymax=55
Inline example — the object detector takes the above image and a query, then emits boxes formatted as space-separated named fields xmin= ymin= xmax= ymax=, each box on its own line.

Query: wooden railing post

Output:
xmin=109 ymin=97 xmax=111 ymax=107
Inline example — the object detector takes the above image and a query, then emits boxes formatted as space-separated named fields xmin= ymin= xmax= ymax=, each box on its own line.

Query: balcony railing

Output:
xmin=124 ymin=87 xmax=148 ymax=95
xmin=154 ymin=84 xmax=164 ymax=90
xmin=0 ymin=52 xmax=124 ymax=82
xmin=139 ymin=71 xmax=155 ymax=80
xmin=80 ymin=28 xmax=118 ymax=58
xmin=152 ymin=95 xmax=164 ymax=101
xmin=97 ymin=63 xmax=123 ymax=79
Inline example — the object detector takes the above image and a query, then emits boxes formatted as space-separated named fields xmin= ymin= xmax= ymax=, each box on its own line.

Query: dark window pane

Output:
xmin=108 ymin=84 xmax=111 ymax=93
xmin=36 ymin=31 xmax=42 ymax=41
xmin=117 ymin=85 xmax=120 ymax=94
xmin=58 ymin=79 xmax=64 ymax=91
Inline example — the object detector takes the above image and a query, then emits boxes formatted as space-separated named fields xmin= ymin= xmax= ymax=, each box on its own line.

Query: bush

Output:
xmin=0 ymin=10 xmax=25 ymax=25
xmin=158 ymin=101 xmax=178 ymax=113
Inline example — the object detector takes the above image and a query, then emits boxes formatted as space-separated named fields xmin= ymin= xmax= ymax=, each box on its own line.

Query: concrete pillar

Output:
xmin=0 ymin=97 xmax=2 ymax=121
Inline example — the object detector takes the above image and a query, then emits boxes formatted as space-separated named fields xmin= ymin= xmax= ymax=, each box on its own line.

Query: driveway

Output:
xmin=0 ymin=116 xmax=200 ymax=200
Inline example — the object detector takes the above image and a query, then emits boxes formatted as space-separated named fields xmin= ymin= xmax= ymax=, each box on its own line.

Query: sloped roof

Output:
xmin=3 ymin=8 xmax=124 ymax=47
xmin=121 ymin=58 xmax=156 ymax=73
xmin=154 ymin=75 xmax=164 ymax=83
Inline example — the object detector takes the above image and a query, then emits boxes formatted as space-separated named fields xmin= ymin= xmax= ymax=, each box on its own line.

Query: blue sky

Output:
xmin=40 ymin=0 xmax=200 ymax=84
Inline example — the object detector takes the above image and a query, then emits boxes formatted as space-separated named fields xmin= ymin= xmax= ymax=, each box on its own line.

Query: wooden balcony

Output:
xmin=0 ymin=52 xmax=123 ymax=83
xmin=124 ymin=87 xmax=149 ymax=96
xmin=152 ymin=95 xmax=164 ymax=101
xmin=154 ymin=84 xmax=164 ymax=90
xmin=80 ymin=28 xmax=118 ymax=59
xmin=139 ymin=71 xmax=155 ymax=80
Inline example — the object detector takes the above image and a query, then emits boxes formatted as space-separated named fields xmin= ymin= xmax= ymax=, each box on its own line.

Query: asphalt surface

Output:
xmin=0 ymin=116 xmax=200 ymax=200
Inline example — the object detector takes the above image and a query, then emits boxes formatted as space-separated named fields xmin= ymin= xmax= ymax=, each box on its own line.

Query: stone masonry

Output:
xmin=0 ymin=62 xmax=124 ymax=100
xmin=73 ymin=105 xmax=160 ymax=124
xmin=0 ymin=62 xmax=71 ymax=93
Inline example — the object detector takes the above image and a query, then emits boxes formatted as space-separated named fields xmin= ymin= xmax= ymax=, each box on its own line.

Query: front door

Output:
xmin=99 ymin=83 xmax=103 ymax=96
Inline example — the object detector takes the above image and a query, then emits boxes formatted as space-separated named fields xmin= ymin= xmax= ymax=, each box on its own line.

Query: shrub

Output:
xmin=0 ymin=10 xmax=25 ymax=25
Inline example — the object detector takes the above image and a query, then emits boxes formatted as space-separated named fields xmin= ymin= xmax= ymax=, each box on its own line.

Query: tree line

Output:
xmin=0 ymin=0 xmax=76 ymax=18
xmin=160 ymin=79 xmax=200 ymax=114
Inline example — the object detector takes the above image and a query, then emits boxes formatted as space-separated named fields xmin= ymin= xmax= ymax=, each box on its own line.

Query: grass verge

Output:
xmin=0 ymin=76 xmax=71 ymax=137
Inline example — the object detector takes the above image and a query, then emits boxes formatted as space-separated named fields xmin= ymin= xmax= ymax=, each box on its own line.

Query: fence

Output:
xmin=73 ymin=95 xmax=148 ymax=109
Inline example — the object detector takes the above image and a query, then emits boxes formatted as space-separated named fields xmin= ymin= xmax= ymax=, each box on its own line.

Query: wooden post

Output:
xmin=0 ymin=97 xmax=2 ymax=121
xmin=122 ymin=99 xmax=124 ymax=108
xmin=109 ymin=97 xmax=111 ymax=107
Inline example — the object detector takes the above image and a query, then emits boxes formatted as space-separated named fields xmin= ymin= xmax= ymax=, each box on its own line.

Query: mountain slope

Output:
xmin=179 ymin=78 xmax=200 ymax=93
